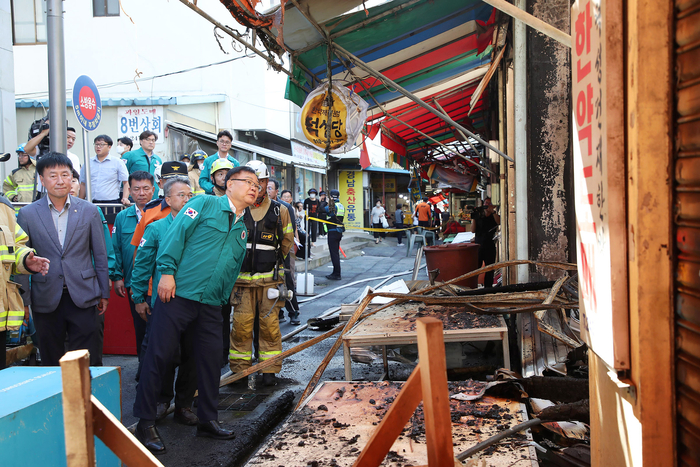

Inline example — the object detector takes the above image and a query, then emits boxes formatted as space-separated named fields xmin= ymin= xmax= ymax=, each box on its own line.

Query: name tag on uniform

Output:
xmin=260 ymin=232 xmax=273 ymax=241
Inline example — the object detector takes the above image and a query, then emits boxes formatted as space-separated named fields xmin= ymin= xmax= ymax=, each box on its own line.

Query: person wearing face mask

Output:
xmin=370 ymin=199 xmax=386 ymax=244
xmin=303 ymin=188 xmax=320 ymax=246
xmin=317 ymin=190 xmax=328 ymax=238
xmin=210 ymin=159 xmax=234 ymax=197
xmin=116 ymin=137 xmax=133 ymax=157
xmin=4 ymin=144 xmax=37 ymax=206
xmin=188 ymin=150 xmax=207 ymax=196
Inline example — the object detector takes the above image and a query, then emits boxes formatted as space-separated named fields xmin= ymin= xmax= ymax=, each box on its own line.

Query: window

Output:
xmin=93 ymin=0 xmax=119 ymax=17
xmin=11 ymin=0 xmax=47 ymax=45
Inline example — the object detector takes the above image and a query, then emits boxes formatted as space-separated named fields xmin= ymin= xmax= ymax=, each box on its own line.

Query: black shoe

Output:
xmin=174 ymin=407 xmax=199 ymax=426
xmin=155 ymin=402 xmax=170 ymax=422
xmin=136 ymin=421 xmax=166 ymax=453
xmin=262 ymin=373 xmax=277 ymax=386
xmin=196 ymin=420 xmax=236 ymax=440
xmin=326 ymin=274 xmax=341 ymax=281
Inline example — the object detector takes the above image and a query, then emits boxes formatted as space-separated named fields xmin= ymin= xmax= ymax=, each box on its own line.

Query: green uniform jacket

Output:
xmin=156 ymin=195 xmax=247 ymax=306
xmin=98 ymin=209 xmax=117 ymax=278
xmin=121 ymin=147 xmax=162 ymax=200
xmin=198 ymin=154 xmax=239 ymax=195
xmin=131 ymin=214 xmax=172 ymax=307
xmin=110 ymin=205 xmax=139 ymax=287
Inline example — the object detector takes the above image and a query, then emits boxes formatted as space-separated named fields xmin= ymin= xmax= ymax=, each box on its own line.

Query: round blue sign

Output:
xmin=72 ymin=75 xmax=102 ymax=131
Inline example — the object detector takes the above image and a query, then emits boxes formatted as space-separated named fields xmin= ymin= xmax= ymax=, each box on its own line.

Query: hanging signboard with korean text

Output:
xmin=339 ymin=170 xmax=364 ymax=230
xmin=300 ymin=83 xmax=368 ymax=154
xmin=572 ymin=0 xmax=629 ymax=371
xmin=117 ymin=106 xmax=164 ymax=148
xmin=72 ymin=75 xmax=102 ymax=131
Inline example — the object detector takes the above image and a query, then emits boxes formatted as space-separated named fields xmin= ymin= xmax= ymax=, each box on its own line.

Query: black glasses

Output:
xmin=230 ymin=178 xmax=263 ymax=192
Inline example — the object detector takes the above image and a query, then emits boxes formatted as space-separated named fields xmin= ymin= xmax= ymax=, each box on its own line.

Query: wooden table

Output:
xmin=244 ymin=381 xmax=538 ymax=466
xmin=342 ymin=302 xmax=510 ymax=381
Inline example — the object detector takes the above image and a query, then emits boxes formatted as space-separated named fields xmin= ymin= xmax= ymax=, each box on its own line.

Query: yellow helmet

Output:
xmin=211 ymin=158 xmax=234 ymax=174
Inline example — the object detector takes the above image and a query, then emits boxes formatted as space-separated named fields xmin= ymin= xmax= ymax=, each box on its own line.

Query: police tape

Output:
xmin=307 ymin=217 xmax=440 ymax=233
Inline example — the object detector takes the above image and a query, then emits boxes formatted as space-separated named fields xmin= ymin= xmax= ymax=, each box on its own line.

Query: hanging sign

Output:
xmin=300 ymin=83 xmax=368 ymax=154
xmin=339 ymin=170 xmax=364 ymax=230
xmin=72 ymin=75 xmax=102 ymax=131
xmin=572 ymin=0 xmax=629 ymax=370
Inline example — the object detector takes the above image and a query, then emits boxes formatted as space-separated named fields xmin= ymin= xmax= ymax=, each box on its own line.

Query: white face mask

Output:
xmin=115 ymin=146 xmax=125 ymax=155
xmin=198 ymin=162 xmax=204 ymax=170
xmin=310 ymin=194 xmax=316 ymax=199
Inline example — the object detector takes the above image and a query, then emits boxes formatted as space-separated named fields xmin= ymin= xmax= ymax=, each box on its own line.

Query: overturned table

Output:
xmin=342 ymin=302 xmax=510 ymax=381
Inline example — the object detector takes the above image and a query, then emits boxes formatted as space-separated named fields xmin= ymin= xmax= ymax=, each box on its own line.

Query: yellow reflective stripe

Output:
xmin=193 ymin=189 xmax=205 ymax=195
xmin=0 ymin=255 xmax=14 ymax=261
xmin=283 ymin=223 xmax=293 ymax=234
xmin=5 ymin=191 xmax=16 ymax=198
xmin=4 ymin=310 xmax=22 ymax=327
xmin=228 ymin=350 xmax=252 ymax=360
xmin=236 ymin=271 xmax=284 ymax=281
xmin=259 ymin=351 xmax=281 ymax=360
xmin=0 ymin=311 xmax=7 ymax=319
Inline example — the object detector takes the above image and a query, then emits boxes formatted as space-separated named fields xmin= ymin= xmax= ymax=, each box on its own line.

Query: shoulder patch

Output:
xmin=139 ymin=237 xmax=146 ymax=247
xmin=184 ymin=207 xmax=198 ymax=219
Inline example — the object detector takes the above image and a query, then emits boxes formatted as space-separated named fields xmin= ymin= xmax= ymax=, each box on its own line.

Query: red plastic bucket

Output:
xmin=423 ymin=243 xmax=480 ymax=288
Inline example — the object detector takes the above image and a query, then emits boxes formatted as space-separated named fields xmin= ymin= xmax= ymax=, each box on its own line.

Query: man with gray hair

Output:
xmin=131 ymin=175 xmax=198 ymax=426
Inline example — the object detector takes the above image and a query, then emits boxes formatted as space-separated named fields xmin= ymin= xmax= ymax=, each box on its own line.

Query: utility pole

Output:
xmin=47 ymin=0 xmax=67 ymax=154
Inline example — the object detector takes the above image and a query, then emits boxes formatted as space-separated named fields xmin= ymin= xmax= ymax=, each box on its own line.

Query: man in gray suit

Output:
xmin=17 ymin=152 xmax=110 ymax=366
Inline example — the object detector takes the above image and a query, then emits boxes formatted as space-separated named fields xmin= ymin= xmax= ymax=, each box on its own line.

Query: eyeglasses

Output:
xmin=94 ymin=143 xmax=109 ymax=148
xmin=170 ymin=192 xmax=194 ymax=200
xmin=218 ymin=140 xmax=232 ymax=146
xmin=230 ymin=178 xmax=263 ymax=192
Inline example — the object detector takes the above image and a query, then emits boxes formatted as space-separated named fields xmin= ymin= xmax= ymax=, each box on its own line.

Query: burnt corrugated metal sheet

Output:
xmin=675 ymin=0 xmax=700 ymax=463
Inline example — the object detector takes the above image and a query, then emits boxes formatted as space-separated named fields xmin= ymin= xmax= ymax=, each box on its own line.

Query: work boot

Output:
xmin=155 ymin=402 xmax=170 ymax=422
xmin=262 ymin=373 xmax=277 ymax=386
xmin=136 ymin=420 xmax=166 ymax=454
xmin=196 ymin=420 xmax=236 ymax=440
xmin=174 ymin=407 xmax=199 ymax=426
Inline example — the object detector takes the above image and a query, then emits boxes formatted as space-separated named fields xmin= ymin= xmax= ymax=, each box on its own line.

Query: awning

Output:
xmin=275 ymin=0 xmax=501 ymax=169
xmin=16 ymin=94 xmax=226 ymax=108
xmin=362 ymin=166 xmax=411 ymax=175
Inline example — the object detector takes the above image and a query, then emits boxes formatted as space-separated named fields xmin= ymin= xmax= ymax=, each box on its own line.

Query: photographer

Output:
xmin=24 ymin=118 xmax=81 ymax=170
xmin=471 ymin=198 xmax=500 ymax=287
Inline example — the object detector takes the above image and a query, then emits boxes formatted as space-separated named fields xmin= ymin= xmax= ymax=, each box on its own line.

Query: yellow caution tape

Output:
xmin=307 ymin=217 xmax=440 ymax=233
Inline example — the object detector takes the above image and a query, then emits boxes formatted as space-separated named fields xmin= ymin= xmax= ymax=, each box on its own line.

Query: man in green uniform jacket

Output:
xmin=198 ymin=130 xmax=240 ymax=195
xmin=133 ymin=165 xmax=261 ymax=453
xmin=121 ymin=131 xmax=163 ymax=200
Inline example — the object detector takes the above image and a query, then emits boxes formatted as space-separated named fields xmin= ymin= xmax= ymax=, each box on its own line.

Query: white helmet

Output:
xmin=245 ymin=160 xmax=270 ymax=179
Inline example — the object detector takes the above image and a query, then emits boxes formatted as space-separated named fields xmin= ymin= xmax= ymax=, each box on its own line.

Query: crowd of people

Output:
xmin=0 ymin=125 xmax=347 ymax=454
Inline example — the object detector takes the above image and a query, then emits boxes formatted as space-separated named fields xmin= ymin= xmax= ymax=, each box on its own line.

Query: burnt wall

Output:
xmin=526 ymin=0 xmax=575 ymax=280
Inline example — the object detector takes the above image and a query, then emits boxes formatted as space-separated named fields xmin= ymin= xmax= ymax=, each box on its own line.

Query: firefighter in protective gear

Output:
xmin=3 ymin=144 xmax=36 ymax=205
xmin=211 ymin=158 xmax=234 ymax=197
xmin=0 ymin=195 xmax=49 ymax=369
xmin=324 ymin=189 xmax=345 ymax=280
xmin=229 ymin=161 xmax=294 ymax=385
xmin=188 ymin=150 xmax=207 ymax=196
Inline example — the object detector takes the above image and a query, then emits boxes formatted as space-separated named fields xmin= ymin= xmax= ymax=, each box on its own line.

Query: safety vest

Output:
xmin=327 ymin=201 xmax=345 ymax=232
xmin=0 ymin=198 xmax=33 ymax=332
xmin=241 ymin=199 xmax=283 ymax=275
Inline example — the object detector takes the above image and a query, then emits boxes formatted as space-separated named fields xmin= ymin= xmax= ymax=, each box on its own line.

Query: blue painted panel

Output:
xmin=0 ymin=366 xmax=122 ymax=466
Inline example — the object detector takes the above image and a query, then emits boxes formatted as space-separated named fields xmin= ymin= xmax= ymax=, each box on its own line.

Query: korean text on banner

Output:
xmin=572 ymin=0 xmax=628 ymax=370
xmin=339 ymin=171 xmax=363 ymax=230
xmin=117 ymin=106 xmax=164 ymax=147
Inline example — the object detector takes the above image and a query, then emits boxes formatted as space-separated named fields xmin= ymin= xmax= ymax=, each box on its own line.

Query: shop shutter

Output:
xmin=675 ymin=1 xmax=700 ymax=464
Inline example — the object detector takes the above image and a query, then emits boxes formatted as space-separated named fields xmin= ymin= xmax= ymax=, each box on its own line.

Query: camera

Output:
xmin=28 ymin=115 xmax=50 ymax=155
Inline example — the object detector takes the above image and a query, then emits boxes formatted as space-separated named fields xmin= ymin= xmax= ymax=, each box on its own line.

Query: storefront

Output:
xmin=365 ymin=167 xmax=411 ymax=225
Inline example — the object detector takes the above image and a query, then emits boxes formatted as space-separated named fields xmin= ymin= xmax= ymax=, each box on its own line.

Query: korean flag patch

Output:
xmin=184 ymin=207 xmax=198 ymax=220
xmin=139 ymin=238 xmax=146 ymax=247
